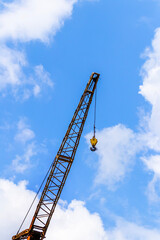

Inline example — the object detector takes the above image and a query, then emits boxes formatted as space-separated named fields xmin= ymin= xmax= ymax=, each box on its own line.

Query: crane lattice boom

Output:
xmin=12 ymin=72 xmax=100 ymax=240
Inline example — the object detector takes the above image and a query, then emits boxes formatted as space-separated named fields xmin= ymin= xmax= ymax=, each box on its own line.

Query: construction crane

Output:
xmin=12 ymin=72 xmax=100 ymax=240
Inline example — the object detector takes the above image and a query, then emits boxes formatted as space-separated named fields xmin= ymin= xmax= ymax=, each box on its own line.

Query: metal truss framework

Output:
xmin=12 ymin=72 xmax=100 ymax=240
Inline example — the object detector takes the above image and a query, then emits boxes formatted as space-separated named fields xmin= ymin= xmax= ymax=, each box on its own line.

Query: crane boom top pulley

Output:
xmin=12 ymin=72 xmax=100 ymax=240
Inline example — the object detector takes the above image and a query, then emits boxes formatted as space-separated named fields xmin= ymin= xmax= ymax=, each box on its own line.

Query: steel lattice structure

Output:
xmin=12 ymin=72 xmax=100 ymax=240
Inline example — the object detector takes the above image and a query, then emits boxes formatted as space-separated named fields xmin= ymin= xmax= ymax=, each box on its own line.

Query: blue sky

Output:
xmin=1 ymin=0 xmax=160 ymax=239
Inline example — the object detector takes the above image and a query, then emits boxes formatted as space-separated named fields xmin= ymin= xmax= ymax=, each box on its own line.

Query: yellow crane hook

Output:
xmin=90 ymin=135 xmax=98 ymax=151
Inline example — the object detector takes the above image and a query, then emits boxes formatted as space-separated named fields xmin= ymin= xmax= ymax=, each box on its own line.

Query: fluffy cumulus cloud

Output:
xmin=0 ymin=0 xmax=77 ymax=98
xmin=47 ymin=200 xmax=108 ymax=240
xmin=0 ymin=178 xmax=108 ymax=240
xmin=138 ymin=28 xmax=160 ymax=201
xmin=1 ymin=178 xmax=160 ymax=240
xmin=86 ymin=125 xmax=139 ymax=189
xmin=86 ymin=28 xmax=160 ymax=196
xmin=86 ymin=124 xmax=160 ymax=191
xmin=0 ymin=0 xmax=77 ymax=42
xmin=0 ymin=179 xmax=38 ymax=240
xmin=107 ymin=218 xmax=160 ymax=240
xmin=140 ymin=28 xmax=160 ymax=138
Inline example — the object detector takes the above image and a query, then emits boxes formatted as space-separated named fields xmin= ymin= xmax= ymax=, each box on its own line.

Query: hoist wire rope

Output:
xmin=17 ymin=162 xmax=53 ymax=234
xmin=93 ymin=86 xmax=97 ymax=137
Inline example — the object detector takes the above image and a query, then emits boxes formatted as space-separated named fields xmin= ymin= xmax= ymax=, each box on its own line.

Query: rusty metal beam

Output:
xmin=12 ymin=72 xmax=100 ymax=240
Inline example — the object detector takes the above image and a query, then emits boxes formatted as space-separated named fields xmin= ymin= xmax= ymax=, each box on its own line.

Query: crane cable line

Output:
xmin=94 ymin=85 xmax=97 ymax=137
xmin=17 ymin=162 xmax=53 ymax=235
xmin=90 ymin=85 xmax=98 ymax=151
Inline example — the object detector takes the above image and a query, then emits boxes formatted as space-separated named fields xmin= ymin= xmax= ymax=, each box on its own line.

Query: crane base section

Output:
xmin=12 ymin=230 xmax=42 ymax=240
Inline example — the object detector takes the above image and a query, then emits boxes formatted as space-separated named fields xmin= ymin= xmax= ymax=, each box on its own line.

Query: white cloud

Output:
xmin=22 ymin=64 xmax=53 ymax=100
xmin=32 ymin=64 xmax=54 ymax=98
xmin=12 ymin=118 xmax=37 ymax=173
xmin=15 ymin=129 xmax=35 ymax=144
xmin=147 ymin=174 xmax=160 ymax=202
xmin=141 ymin=155 xmax=160 ymax=202
xmin=138 ymin=28 xmax=160 ymax=201
xmin=12 ymin=142 xmax=37 ymax=173
xmin=0 ymin=178 xmax=108 ymax=240
xmin=84 ymin=28 xmax=160 ymax=195
xmin=33 ymin=84 xmax=41 ymax=97
xmin=0 ymin=45 xmax=53 ymax=99
xmin=0 ymin=0 xmax=77 ymax=42
xmin=0 ymin=179 xmax=38 ymax=240
xmin=140 ymin=28 xmax=160 ymax=139
xmin=86 ymin=124 xmax=140 ymax=189
xmin=140 ymin=131 xmax=160 ymax=152
xmin=47 ymin=200 xmax=108 ymax=240
xmin=0 ymin=44 xmax=53 ymax=99
xmin=1 ymin=178 xmax=160 ymax=240
xmin=107 ymin=218 xmax=160 ymax=240
xmin=0 ymin=44 xmax=26 ymax=90
xmin=0 ymin=0 xmax=77 ymax=98
xmin=85 ymin=125 xmax=160 ymax=191
xmin=14 ymin=118 xmax=35 ymax=144
xmin=142 ymin=155 xmax=160 ymax=175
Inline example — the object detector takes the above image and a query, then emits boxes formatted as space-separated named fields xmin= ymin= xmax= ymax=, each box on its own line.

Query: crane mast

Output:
xmin=12 ymin=72 xmax=100 ymax=240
